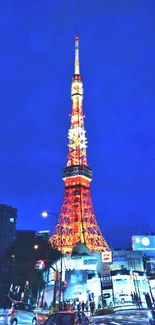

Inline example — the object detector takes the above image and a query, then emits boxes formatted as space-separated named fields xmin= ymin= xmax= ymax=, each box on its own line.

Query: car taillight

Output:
xmin=8 ymin=310 xmax=13 ymax=316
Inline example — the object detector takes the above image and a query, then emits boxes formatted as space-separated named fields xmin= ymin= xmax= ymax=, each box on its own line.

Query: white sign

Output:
xmin=102 ymin=251 xmax=112 ymax=263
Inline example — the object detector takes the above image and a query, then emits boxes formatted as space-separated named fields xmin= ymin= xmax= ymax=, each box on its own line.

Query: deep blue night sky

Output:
xmin=0 ymin=0 xmax=155 ymax=249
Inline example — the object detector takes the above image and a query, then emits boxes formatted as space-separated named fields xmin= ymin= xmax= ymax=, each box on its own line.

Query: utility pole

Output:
xmin=59 ymin=227 xmax=63 ymax=310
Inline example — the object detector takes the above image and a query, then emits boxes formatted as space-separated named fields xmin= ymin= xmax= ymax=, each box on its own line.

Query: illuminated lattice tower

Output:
xmin=49 ymin=35 xmax=110 ymax=255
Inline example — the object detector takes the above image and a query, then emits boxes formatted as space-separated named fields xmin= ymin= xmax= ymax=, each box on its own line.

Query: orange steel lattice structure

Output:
xmin=49 ymin=35 xmax=110 ymax=255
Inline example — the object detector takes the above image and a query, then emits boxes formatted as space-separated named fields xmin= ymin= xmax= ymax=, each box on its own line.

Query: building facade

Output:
xmin=43 ymin=249 xmax=102 ymax=309
xmin=111 ymin=250 xmax=146 ymax=306
xmin=37 ymin=230 xmax=50 ymax=241
xmin=132 ymin=235 xmax=155 ymax=304
xmin=42 ymin=248 xmax=152 ymax=309
xmin=0 ymin=204 xmax=17 ymax=259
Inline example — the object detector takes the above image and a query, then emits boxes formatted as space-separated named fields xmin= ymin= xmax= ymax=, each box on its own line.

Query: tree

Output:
xmin=0 ymin=232 xmax=62 ymax=304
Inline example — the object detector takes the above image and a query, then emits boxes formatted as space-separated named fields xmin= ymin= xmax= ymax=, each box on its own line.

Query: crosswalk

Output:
xmin=92 ymin=310 xmax=149 ymax=324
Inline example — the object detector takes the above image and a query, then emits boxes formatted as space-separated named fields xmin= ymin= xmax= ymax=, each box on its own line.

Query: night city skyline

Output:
xmin=0 ymin=1 xmax=155 ymax=249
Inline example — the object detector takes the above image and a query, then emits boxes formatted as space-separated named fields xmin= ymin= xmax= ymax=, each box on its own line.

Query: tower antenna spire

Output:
xmin=75 ymin=34 xmax=80 ymax=75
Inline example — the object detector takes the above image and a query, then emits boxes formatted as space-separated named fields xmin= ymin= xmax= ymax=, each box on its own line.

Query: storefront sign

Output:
xmin=102 ymin=270 xmax=112 ymax=287
xmin=84 ymin=259 xmax=97 ymax=265
xmin=103 ymin=293 xmax=110 ymax=299
xmin=102 ymin=251 xmax=112 ymax=263
xmin=113 ymin=255 xmax=127 ymax=262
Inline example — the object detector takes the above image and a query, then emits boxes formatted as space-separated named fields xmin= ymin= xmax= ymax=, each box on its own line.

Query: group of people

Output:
xmin=47 ymin=299 xmax=96 ymax=315
xmin=131 ymin=292 xmax=143 ymax=308
xmin=77 ymin=300 xmax=95 ymax=315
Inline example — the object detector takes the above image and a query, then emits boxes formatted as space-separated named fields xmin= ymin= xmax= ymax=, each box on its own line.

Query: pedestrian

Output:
xmin=77 ymin=302 xmax=81 ymax=311
xmin=90 ymin=301 xmax=94 ymax=315
xmin=64 ymin=301 xmax=67 ymax=310
xmin=138 ymin=296 xmax=142 ymax=308
xmin=86 ymin=301 xmax=88 ymax=313
xmin=82 ymin=301 xmax=85 ymax=312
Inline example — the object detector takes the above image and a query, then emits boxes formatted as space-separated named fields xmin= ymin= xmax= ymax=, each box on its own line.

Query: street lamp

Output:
xmin=42 ymin=211 xmax=48 ymax=218
xmin=34 ymin=245 xmax=39 ymax=250
xmin=41 ymin=211 xmax=63 ymax=310
xmin=41 ymin=211 xmax=58 ymax=218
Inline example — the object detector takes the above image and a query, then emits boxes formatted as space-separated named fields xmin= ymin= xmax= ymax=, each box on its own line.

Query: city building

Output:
xmin=0 ymin=204 xmax=17 ymax=259
xmin=15 ymin=229 xmax=36 ymax=244
xmin=111 ymin=249 xmax=146 ymax=306
xmin=37 ymin=230 xmax=50 ymax=241
xmin=42 ymin=246 xmax=154 ymax=309
xmin=132 ymin=235 xmax=155 ymax=303
xmin=43 ymin=243 xmax=103 ymax=308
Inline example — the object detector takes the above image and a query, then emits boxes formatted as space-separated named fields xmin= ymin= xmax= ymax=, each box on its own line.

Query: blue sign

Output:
xmin=113 ymin=255 xmax=127 ymax=262
xmin=102 ymin=270 xmax=112 ymax=287
xmin=132 ymin=236 xmax=155 ymax=251
xmin=84 ymin=259 xmax=97 ymax=265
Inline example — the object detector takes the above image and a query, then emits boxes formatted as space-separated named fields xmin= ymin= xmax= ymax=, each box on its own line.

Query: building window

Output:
xmin=10 ymin=218 xmax=14 ymax=223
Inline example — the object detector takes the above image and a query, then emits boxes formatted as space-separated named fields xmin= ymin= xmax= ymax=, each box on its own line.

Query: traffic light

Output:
xmin=35 ymin=260 xmax=45 ymax=270
xmin=54 ymin=271 xmax=59 ymax=281
xmin=61 ymin=281 xmax=67 ymax=291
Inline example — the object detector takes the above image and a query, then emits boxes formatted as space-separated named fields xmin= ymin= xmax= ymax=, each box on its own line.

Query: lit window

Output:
xmin=10 ymin=218 xmax=14 ymax=223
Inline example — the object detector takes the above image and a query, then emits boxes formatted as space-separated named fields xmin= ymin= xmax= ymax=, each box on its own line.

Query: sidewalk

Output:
xmin=113 ymin=303 xmax=148 ymax=312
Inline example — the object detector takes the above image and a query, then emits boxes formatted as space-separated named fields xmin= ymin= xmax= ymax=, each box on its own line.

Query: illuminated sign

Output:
xmin=38 ymin=230 xmax=49 ymax=234
xmin=65 ymin=270 xmax=87 ymax=299
xmin=65 ymin=256 xmax=98 ymax=270
xmin=102 ymin=251 xmax=112 ymax=263
xmin=102 ymin=270 xmax=112 ymax=287
xmin=103 ymin=293 xmax=110 ymax=299
xmin=113 ymin=255 xmax=127 ymax=262
xmin=84 ymin=259 xmax=97 ymax=265
xmin=35 ymin=260 xmax=45 ymax=270
xmin=132 ymin=236 xmax=155 ymax=251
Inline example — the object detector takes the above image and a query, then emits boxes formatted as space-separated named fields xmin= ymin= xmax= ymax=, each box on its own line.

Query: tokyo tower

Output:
xmin=49 ymin=35 xmax=110 ymax=255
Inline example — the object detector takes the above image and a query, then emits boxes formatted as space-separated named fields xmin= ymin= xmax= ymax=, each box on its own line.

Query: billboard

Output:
xmin=102 ymin=270 xmax=112 ymax=288
xmin=65 ymin=270 xmax=88 ymax=299
xmin=102 ymin=251 xmax=112 ymax=263
xmin=65 ymin=256 xmax=98 ymax=271
xmin=112 ymin=250 xmax=144 ymax=272
xmin=132 ymin=236 xmax=155 ymax=251
xmin=113 ymin=254 xmax=127 ymax=262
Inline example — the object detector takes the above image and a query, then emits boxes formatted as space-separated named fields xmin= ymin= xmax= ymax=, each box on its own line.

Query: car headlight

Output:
xmin=148 ymin=311 xmax=152 ymax=318
xmin=0 ymin=316 xmax=5 ymax=322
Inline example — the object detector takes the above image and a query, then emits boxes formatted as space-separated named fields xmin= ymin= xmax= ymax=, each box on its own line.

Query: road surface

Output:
xmin=92 ymin=310 xmax=149 ymax=324
xmin=37 ymin=309 xmax=149 ymax=324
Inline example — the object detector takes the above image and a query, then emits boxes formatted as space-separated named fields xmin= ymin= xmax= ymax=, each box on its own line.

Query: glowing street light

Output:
xmin=42 ymin=211 xmax=48 ymax=218
xmin=34 ymin=244 xmax=39 ymax=250
xmin=41 ymin=210 xmax=63 ymax=309
xmin=42 ymin=211 xmax=58 ymax=218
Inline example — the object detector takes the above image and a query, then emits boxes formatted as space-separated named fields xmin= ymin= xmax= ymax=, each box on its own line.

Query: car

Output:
xmin=0 ymin=301 xmax=38 ymax=325
xmin=117 ymin=294 xmax=132 ymax=304
xmin=43 ymin=310 xmax=95 ymax=325
xmin=148 ymin=310 xmax=155 ymax=324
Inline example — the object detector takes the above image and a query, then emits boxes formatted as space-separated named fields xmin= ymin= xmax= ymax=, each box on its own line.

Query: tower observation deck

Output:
xmin=49 ymin=35 xmax=110 ymax=255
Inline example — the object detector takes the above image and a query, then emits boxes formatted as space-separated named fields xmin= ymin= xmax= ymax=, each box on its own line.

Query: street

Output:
xmin=37 ymin=310 xmax=150 ymax=324
xmin=92 ymin=310 xmax=149 ymax=324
